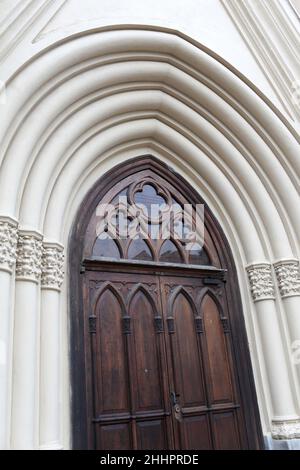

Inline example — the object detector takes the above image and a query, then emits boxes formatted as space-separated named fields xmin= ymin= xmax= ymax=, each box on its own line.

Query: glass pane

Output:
xmin=188 ymin=244 xmax=211 ymax=265
xmin=127 ymin=238 xmax=153 ymax=261
xmin=135 ymin=184 xmax=167 ymax=213
xmin=111 ymin=188 xmax=128 ymax=204
xmin=159 ymin=240 xmax=182 ymax=263
xmin=92 ymin=237 xmax=121 ymax=259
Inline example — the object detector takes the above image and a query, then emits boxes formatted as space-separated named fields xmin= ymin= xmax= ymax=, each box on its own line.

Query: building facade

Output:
xmin=0 ymin=0 xmax=300 ymax=450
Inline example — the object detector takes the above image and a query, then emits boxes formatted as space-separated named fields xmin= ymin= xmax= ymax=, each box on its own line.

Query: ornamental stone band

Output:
xmin=16 ymin=230 xmax=43 ymax=282
xmin=41 ymin=243 xmax=64 ymax=291
xmin=246 ymin=262 xmax=276 ymax=302
xmin=271 ymin=419 xmax=300 ymax=440
xmin=0 ymin=216 xmax=18 ymax=273
xmin=273 ymin=259 xmax=300 ymax=299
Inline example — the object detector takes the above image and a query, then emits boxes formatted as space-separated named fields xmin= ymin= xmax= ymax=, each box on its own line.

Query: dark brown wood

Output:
xmin=70 ymin=155 xmax=264 ymax=450
xmin=159 ymin=274 xmax=247 ymax=449
xmin=84 ymin=269 xmax=173 ymax=450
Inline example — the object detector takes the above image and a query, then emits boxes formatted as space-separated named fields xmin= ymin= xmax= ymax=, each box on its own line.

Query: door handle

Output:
xmin=170 ymin=391 xmax=183 ymax=422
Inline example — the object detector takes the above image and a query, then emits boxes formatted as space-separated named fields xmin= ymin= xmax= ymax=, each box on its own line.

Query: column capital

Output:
xmin=0 ymin=216 xmax=18 ymax=274
xmin=16 ymin=230 xmax=43 ymax=283
xmin=246 ymin=262 xmax=275 ymax=302
xmin=273 ymin=259 xmax=300 ymax=299
xmin=41 ymin=242 xmax=64 ymax=291
xmin=272 ymin=418 xmax=300 ymax=440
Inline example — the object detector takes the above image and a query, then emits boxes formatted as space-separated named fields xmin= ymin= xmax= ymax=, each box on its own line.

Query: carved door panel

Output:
xmin=160 ymin=274 xmax=247 ymax=450
xmin=84 ymin=266 xmax=248 ymax=450
xmin=83 ymin=269 xmax=174 ymax=450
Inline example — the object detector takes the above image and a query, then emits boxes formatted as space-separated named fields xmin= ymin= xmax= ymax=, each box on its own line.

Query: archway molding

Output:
xmin=0 ymin=27 xmax=300 ymax=449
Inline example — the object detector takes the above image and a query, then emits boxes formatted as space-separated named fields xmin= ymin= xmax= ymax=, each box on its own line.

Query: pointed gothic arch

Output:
xmin=93 ymin=281 xmax=127 ymax=315
xmin=70 ymin=155 xmax=263 ymax=449
xmin=127 ymin=282 xmax=158 ymax=314
xmin=1 ymin=25 xmax=299 ymax=450
xmin=167 ymin=285 xmax=198 ymax=318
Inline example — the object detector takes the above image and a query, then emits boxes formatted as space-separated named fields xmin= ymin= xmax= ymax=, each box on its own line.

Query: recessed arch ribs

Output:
xmin=1 ymin=26 xmax=300 ymax=451
xmin=0 ymin=28 xmax=298 ymax=260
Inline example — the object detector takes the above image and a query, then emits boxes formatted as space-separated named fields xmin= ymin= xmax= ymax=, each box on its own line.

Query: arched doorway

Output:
xmin=70 ymin=156 xmax=263 ymax=450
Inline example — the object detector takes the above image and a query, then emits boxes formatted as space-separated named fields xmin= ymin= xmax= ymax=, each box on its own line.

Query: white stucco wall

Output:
xmin=33 ymin=0 xmax=280 ymax=106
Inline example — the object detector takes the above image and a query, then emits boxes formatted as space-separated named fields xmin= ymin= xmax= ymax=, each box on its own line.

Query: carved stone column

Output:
xmin=274 ymin=260 xmax=300 ymax=299
xmin=246 ymin=262 xmax=275 ymax=302
xmin=41 ymin=243 xmax=64 ymax=291
xmin=11 ymin=230 xmax=43 ymax=449
xmin=246 ymin=262 xmax=300 ymax=440
xmin=271 ymin=419 xmax=300 ymax=440
xmin=0 ymin=216 xmax=18 ymax=274
xmin=274 ymin=259 xmax=300 ymax=404
xmin=0 ymin=216 xmax=18 ymax=449
xmin=15 ymin=231 xmax=43 ymax=282
xmin=40 ymin=242 xmax=64 ymax=450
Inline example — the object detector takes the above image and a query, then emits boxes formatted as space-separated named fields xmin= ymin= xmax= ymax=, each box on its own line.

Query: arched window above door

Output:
xmin=83 ymin=164 xmax=220 ymax=267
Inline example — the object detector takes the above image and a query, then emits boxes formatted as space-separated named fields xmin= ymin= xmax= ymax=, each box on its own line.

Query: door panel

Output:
xmin=171 ymin=292 xmax=206 ymax=407
xmin=97 ymin=422 xmax=132 ymax=450
xmin=160 ymin=274 xmax=245 ymax=450
xmin=211 ymin=411 xmax=241 ymax=450
xmin=184 ymin=414 xmax=213 ymax=450
xmin=136 ymin=420 xmax=168 ymax=450
xmin=202 ymin=294 xmax=234 ymax=404
xmin=128 ymin=288 xmax=171 ymax=449
xmin=95 ymin=289 xmax=129 ymax=415
xmin=84 ymin=266 xmax=251 ymax=450
xmin=85 ymin=269 xmax=173 ymax=450
xmin=129 ymin=290 xmax=162 ymax=410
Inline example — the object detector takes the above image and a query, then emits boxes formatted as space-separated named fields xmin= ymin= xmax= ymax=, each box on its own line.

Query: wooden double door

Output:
xmin=83 ymin=262 xmax=249 ymax=450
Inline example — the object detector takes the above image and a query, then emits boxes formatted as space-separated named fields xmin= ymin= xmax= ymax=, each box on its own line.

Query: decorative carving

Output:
xmin=271 ymin=419 xmax=300 ymax=440
xmin=246 ymin=263 xmax=275 ymax=302
xmin=274 ymin=260 xmax=300 ymax=299
xmin=164 ymin=283 xmax=199 ymax=300
xmin=16 ymin=231 xmax=43 ymax=282
xmin=41 ymin=243 xmax=64 ymax=291
xmin=0 ymin=217 xmax=18 ymax=273
xmin=92 ymin=281 xmax=158 ymax=302
xmin=127 ymin=177 xmax=172 ymax=224
xmin=92 ymin=174 xmax=208 ymax=262
xmin=164 ymin=284 xmax=175 ymax=296
xmin=185 ymin=286 xmax=194 ymax=296
xmin=93 ymin=280 xmax=124 ymax=291
xmin=123 ymin=282 xmax=157 ymax=294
